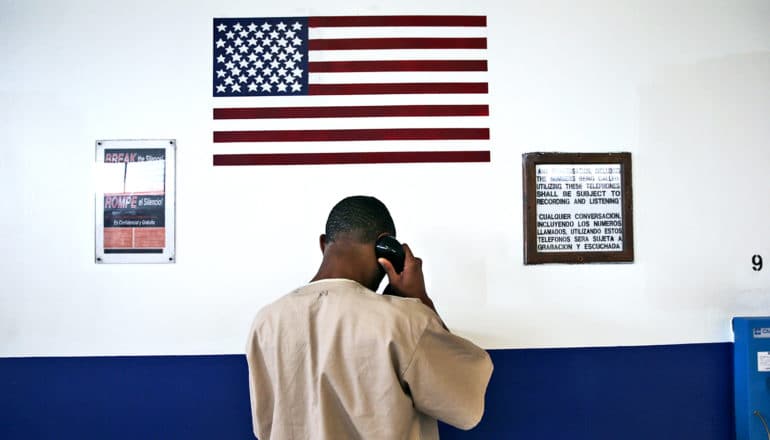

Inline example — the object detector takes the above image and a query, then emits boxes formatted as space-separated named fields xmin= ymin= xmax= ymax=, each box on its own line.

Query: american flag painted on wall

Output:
xmin=212 ymin=15 xmax=490 ymax=166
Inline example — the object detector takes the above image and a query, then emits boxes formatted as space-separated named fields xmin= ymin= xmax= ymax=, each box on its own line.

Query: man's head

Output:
xmin=325 ymin=196 xmax=396 ymax=244
xmin=314 ymin=196 xmax=396 ymax=291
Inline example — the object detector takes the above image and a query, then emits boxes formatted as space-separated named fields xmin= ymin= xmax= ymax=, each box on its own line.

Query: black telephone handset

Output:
xmin=375 ymin=235 xmax=405 ymax=274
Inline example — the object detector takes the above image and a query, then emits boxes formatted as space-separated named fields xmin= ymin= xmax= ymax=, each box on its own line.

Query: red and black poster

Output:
xmin=96 ymin=141 xmax=175 ymax=263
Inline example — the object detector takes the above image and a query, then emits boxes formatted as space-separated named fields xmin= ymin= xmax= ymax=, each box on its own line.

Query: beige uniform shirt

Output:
xmin=245 ymin=279 xmax=493 ymax=440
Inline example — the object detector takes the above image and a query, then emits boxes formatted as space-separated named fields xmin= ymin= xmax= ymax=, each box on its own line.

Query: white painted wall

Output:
xmin=1 ymin=0 xmax=769 ymax=356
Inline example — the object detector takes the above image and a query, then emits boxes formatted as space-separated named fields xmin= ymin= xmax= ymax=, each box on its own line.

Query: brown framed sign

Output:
xmin=522 ymin=152 xmax=634 ymax=264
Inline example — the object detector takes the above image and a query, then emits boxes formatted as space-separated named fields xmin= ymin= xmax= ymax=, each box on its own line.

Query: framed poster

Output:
xmin=95 ymin=139 xmax=176 ymax=263
xmin=522 ymin=152 xmax=633 ymax=264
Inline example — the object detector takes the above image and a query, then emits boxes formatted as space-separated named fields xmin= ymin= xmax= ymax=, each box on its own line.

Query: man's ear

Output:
xmin=319 ymin=234 xmax=327 ymax=253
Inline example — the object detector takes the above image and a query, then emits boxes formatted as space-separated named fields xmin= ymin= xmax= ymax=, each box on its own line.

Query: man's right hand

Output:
xmin=379 ymin=244 xmax=432 ymax=308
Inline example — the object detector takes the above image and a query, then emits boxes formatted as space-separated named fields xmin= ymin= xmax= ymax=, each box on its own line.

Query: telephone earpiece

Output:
xmin=375 ymin=235 xmax=405 ymax=274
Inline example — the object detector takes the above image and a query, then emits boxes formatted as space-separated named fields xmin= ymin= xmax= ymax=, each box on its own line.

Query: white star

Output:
xmin=277 ymin=67 xmax=287 ymax=77
xmin=247 ymin=53 xmax=258 ymax=62
xmin=231 ymin=67 xmax=241 ymax=76
xmin=215 ymin=38 xmax=225 ymax=48
xmin=261 ymin=22 xmax=271 ymax=31
xmin=291 ymin=82 xmax=302 ymax=92
xmin=254 ymin=45 xmax=264 ymax=54
xmin=231 ymin=83 xmax=241 ymax=92
xmin=233 ymin=22 xmax=243 ymax=31
xmin=225 ymin=46 xmax=234 ymax=55
xmin=261 ymin=82 xmax=272 ymax=92
xmin=238 ymin=45 xmax=249 ymax=54
xmin=225 ymin=61 xmax=234 ymax=69
xmin=247 ymin=23 xmax=258 ymax=32
xmin=216 ymin=23 xmax=227 ymax=32
xmin=269 ymin=30 xmax=279 ymax=40
xmin=286 ymin=30 xmax=296 ymax=39
xmin=292 ymin=22 xmax=302 ymax=31
xmin=292 ymin=67 xmax=303 ymax=77
xmin=238 ymin=75 xmax=247 ymax=83
xmin=248 ymin=82 xmax=259 ymax=92
xmin=292 ymin=37 xmax=302 ymax=46
xmin=247 ymin=67 xmax=257 ymax=76
xmin=262 ymin=68 xmax=272 ymax=77
xmin=216 ymin=83 xmax=226 ymax=93
xmin=277 ymin=22 xmax=287 ymax=31
xmin=224 ymin=77 xmax=234 ymax=85
xmin=270 ymin=60 xmax=280 ymax=69
xmin=239 ymin=30 xmax=249 ymax=39
xmin=292 ymin=52 xmax=303 ymax=61
xmin=277 ymin=82 xmax=288 ymax=92
xmin=255 ymin=60 xmax=264 ymax=69
xmin=255 ymin=31 xmax=264 ymax=39
xmin=232 ymin=54 xmax=241 ymax=62
xmin=277 ymin=37 xmax=288 ymax=47
xmin=285 ymin=75 xmax=295 ymax=84
xmin=239 ymin=60 xmax=249 ymax=68
xmin=277 ymin=52 xmax=288 ymax=61
xmin=225 ymin=31 xmax=235 ymax=39
xmin=269 ymin=74 xmax=279 ymax=84
xmin=234 ymin=37 xmax=243 ymax=46
xmin=216 ymin=55 xmax=226 ymax=63
xmin=270 ymin=45 xmax=279 ymax=54
xmin=285 ymin=60 xmax=295 ymax=69
xmin=255 ymin=75 xmax=264 ymax=84
xmin=261 ymin=38 xmax=271 ymax=47
xmin=263 ymin=52 xmax=273 ymax=61
xmin=216 ymin=69 xmax=226 ymax=78
xmin=285 ymin=46 xmax=296 ymax=54
xmin=247 ymin=37 xmax=258 ymax=46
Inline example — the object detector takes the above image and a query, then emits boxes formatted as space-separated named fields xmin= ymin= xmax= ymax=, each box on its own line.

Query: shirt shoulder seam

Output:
xmin=399 ymin=317 xmax=432 ymax=377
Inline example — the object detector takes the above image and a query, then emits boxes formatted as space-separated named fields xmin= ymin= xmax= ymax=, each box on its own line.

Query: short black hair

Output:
xmin=325 ymin=196 xmax=396 ymax=243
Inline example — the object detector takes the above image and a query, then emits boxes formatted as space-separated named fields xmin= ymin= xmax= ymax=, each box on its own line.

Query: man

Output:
xmin=246 ymin=195 xmax=493 ymax=439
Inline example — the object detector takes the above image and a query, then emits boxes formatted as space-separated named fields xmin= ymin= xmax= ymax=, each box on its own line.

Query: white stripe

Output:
xmin=213 ymin=116 xmax=489 ymax=131
xmin=308 ymin=49 xmax=487 ymax=62
xmin=308 ymin=26 xmax=487 ymax=39
xmin=212 ymin=94 xmax=488 ymax=108
xmin=308 ymin=71 xmax=487 ymax=84
xmin=211 ymin=140 xmax=489 ymax=154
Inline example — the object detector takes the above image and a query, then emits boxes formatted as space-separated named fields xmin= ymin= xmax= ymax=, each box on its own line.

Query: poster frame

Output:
xmin=95 ymin=139 xmax=176 ymax=264
xmin=522 ymin=152 xmax=634 ymax=264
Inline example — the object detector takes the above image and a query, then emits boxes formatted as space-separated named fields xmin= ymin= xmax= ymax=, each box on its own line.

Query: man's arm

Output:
xmin=245 ymin=323 xmax=275 ymax=439
xmin=402 ymin=317 xmax=494 ymax=429
xmin=378 ymin=243 xmax=444 ymax=324
xmin=380 ymin=242 xmax=493 ymax=428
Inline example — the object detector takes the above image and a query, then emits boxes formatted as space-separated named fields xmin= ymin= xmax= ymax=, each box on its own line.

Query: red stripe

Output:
xmin=309 ymin=37 xmax=486 ymax=50
xmin=213 ymin=151 xmax=491 ymax=166
xmin=308 ymin=82 xmax=488 ymax=95
xmin=213 ymin=128 xmax=489 ymax=143
xmin=307 ymin=16 xmax=486 ymax=28
xmin=214 ymin=105 xmax=489 ymax=119
xmin=309 ymin=60 xmax=487 ymax=72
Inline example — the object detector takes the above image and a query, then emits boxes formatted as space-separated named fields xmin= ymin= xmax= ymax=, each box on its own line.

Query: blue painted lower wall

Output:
xmin=0 ymin=343 xmax=733 ymax=439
